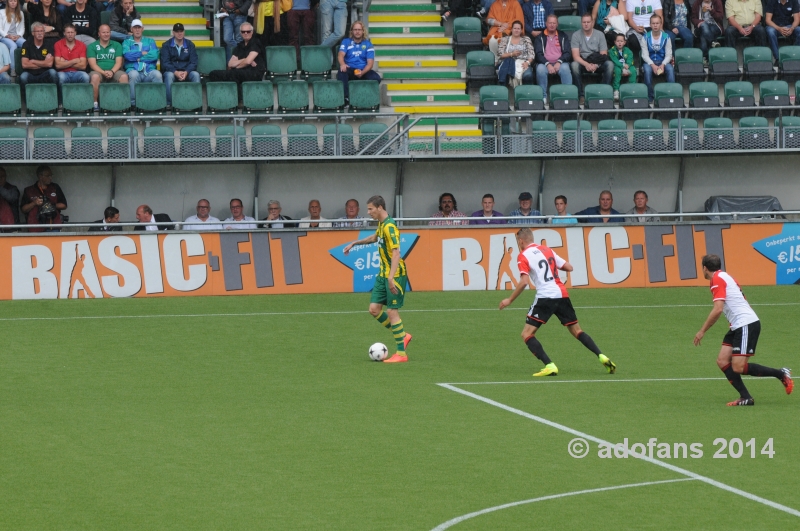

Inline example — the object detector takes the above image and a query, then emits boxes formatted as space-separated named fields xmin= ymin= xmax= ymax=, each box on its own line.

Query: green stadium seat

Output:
xmin=597 ymin=119 xmax=629 ymax=152
xmin=70 ymin=126 xmax=103 ymax=159
xmin=277 ymin=80 xmax=309 ymax=113
xmin=242 ymin=81 xmax=274 ymax=113
xmin=312 ymin=80 xmax=345 ymax=112
xmin=196 ymin=47 xmax=227 ymax=77
xmin=266 ymin=46 xmax=298 ymax=81
xmin=743 ymin=46 xmax=774 ymax=83
xmin=0 ymin=127 xmax=27 ymax=159
xmin=349 ymin=80 xmax=380 ymax=112
xmin=25 ymin=84 xmax=58 ymax=115
xmin=466 ymin=51 xmax=496 ymax=90
xmin=99 ymin=83 xmax=131 ymax=114
xmin=321 ymin=123 xmax=356 ymax=156
xmin=215 ymin=125 xmax=247 ymax=157
xmin=250 ymin=124 xmax=284 ymax=157
xmin=300 ymin=45 xmax=334 ymax=80
xmin=724 ymin=81 xmax=755 ymax=107
xmin=633 ymin=119 xmax=666 ymax=151
xmin=760 ymin=79 xmax=790 ymax=105
xmin=618 ymin=83 xmax=649 ymax=120
xmin=143 ymin=125 xmax=177 ymax=158
xmin=179 ymin=125 xmax=214 ymax=158
xmin=674 ymin=48 xmax=705 ymax=86
xmin=654 ymin=82 xmax=684 ymax=108
xmin=585 ymin=83 xmax=614 ymax=110
xmin=688 ymin=81 xmax=720 ymax=118
xmin=287 ymin=123 xmax=319 ymax=156
xmin=0 ymin=84 xmax=22 ymax=115
xmin=562 ymin=119 xmax=592 ymax=153
xmin=453 ymin=17 xmax=482 ymax=54
xmin=738 ymin=116 xmax=774 ymax=149
xmin=668 ymin=117 xmax=700 ymax=150
xmin=479 ymin=85 xmax=510 ymax=112
xmin=14 ymin=47 xmax=21 ymax=75
xmin=557 ymin=15 xmax=581 ymax=35
xmin=100 ymin=10 xmax=111 ymax=26
xmin=708 ymin=47 xmax=739 ymax=83
xmin=549 ymin=83 xmax=579 ymax=111
xmin=358 ymin=123 xmax=390 ymax=155
xmin=32 ymin=127 xmax=67 ymax=159
xmin=107 ymin=126 xmax=138 ymax=158
xmin=171 ymin=82 xmax=203 ymax=114
xmin=779 ymin=46 xmax=800 ymax=80
xmin=702 ymin=117 xmax=734 ymax=150
xmin=62 ymin=83 xmax=94 ymax=115
xmin=531 ymin=120 xmax=558 ymax=153
xmin=206 ymin=81 xmax=239 ymax=113
xmin=135 ymin=82 xmax=167 ymax=114
xmin=776 ymin=115 xmax=800 ymax=148
xmin=514 ymin=85 xmax=545 ymax=112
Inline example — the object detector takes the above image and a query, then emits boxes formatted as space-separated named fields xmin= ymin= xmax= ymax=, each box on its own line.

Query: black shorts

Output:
xmin=722 ymin=320 xmax=760 ymax=357
xmin=526 ymin=297 xmax=578 ymax=327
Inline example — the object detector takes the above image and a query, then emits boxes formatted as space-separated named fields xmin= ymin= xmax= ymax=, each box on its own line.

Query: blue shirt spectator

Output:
xmin=160 ymin=24 xmax=200 ymax=106
xmin=521 ymin=0 xmax=554 ymax=35
xmin=339 ymin=36 xmax=374 ymax=70
xmin=122 ymin=22 xmax=159 ymax=73
xmin=574 ymin=191 xmax=621 ymax=223
xmin=508 ymin=192 xmax=543 ymax=223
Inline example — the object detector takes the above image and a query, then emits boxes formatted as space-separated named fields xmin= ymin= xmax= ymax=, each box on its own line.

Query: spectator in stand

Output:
xmin=663 ymin=0 xmax=694 ymax=50
xmin=337 ymin=21 xmax=380 ymax=103
xmin=55 ymin=24 xmax=90 ymax=96
xmin=209 ymin=22 xmax=266 ymax=85
xmin=28 ymin=0 xmax=64 ymax=46
xmin=160 ymin=23 xmax=199 ymax=108
xmin=724 ymin=0 xmax=767 ymax=48
xmin=123 ymin=19 xmax=161 ymax=108
xmin=533 ymin=15 xmax=572 ymax=103
xmin=67 ymin=0 xmax=98 ymax=45
xmin=263 ymin=199 xmax=294 ymax=227
xmin=575 ymin=190 xmax=621 ymax=223
xmin=20 ymin=23 xmax=59 ymax=90
xmin=220 ymin=0 xmax=250 ymax=61
xmin=571 ymin=13 xmax=614 ymax=100
xmin=484 ymin=0 xmax=524 ymax=50
xmin=551 ymin=194 xmax=578 ymax=223
xmin=224 ymin=198 xmax=258 ymax=229
xmin=626 ymin=190 xmax=661 ymax=222
xmin=591 ymin=0 xmax=621 ymax=44
xmin=20 ymin=165 xmax=67 ymax=232
xmin=693 ymin=0 xmax=723 ymax=62
xmin=508 ymin=191 xmax=543 ymax=224
xmin=88 ymin=24 xmax=128 ymax=112
xmin=764 ymin=0 xmax=800 ymax=62
xmin=95 ymin=0 xmax=116 ymax=12
xmin=299 ymin=199 xmax=332 ymax=228
xmin=641 ymin=15 xmax=674 ymax=104
xmin=183 ymin=199 xmax=223 ymax=230
xmin=522 ymin=0 xmax=554 ymax=38
xmin=255 ymin=0 xmax=289 ymax=48
xmin=0 ymin=0 xmax=26 ymax=68
xmin=429 ymin=192 xmax=469 ymax=225
xmin=610 ymin=33 xmax=636 ymax=100
xmin=0 ymin=40 xmax=10 ymax=83
xmin=495 ymin=20 xmax=535 ymax=87
xmin=470 ymin=194 xmax=505 ymax=224
xmin=134 ymin=204 xmax=173 ymax=230
xmin=88 ymin=206 xmax=121 ymax=231
xmin=579 ymin=0 xmax=599 ymax=16
xmin=109 ymin=0 xmax=138 ymax=43
xmin=334 ymin=198 xmax=367 ymax=228
xmin=0 ymin=167 xmax=21 ymax=231
xmin=625 ymin=0 xmax=663 ymax=52
xmin=319 ymin=0 xmax=347 ymax=47
xmin=287 ymin=0 xmax=316 ymax=59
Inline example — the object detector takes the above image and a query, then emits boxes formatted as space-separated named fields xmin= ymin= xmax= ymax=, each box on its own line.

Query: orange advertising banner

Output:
xmin=0 ymin=223 xmax=796 ymax=300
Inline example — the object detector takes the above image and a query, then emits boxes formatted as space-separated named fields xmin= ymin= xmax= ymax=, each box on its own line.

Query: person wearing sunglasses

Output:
xmin=208 ymin=21 xmax=266 ymax=87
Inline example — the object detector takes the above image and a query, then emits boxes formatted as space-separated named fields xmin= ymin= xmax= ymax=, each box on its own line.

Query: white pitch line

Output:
xmin=438 ymin=383 xmax=800 ymax=519
xmin=444 ymin=376 xmax=800 ymax=386
xmin=430 ymin=478 xmax=696 ymax=530
xmin=0 ymin=301 xmax=797 ymax=323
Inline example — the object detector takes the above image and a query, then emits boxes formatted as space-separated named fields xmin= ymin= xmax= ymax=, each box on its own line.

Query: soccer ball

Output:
xmin=369 ymin=342 xmax=389 ymax=361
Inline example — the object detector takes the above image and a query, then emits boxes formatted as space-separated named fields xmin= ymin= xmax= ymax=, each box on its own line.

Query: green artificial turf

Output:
xmin=1 ymin=287 xmax=798 ymax=529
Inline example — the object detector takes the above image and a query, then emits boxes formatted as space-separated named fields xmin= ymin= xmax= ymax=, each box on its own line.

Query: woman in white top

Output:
xmin=0 ymin=0 xmax=26 ymax=71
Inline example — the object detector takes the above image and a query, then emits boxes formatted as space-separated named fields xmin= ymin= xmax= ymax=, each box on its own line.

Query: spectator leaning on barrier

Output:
xmin=626 ymin=190 xmax=661 ymax=222
xmin=0 ymin=167 xmax=21 ymax=231
xmin=123 ymin=19 xmax=162 ymax=108
xmin=337 ymin=22 xmax=381 ymax=104
xmin=764 ymin=0 xmax=800 ymax=62
xmin=89 ymin=206 xmax=121 ymax=231
xmin=263 ymin=199 xmax=294 ymax=228
xmin=508 ymin=191 xmax=543 ymax=224
xmin=575 ymin=190 xmax=621 ymax=223
xmin=551 ymin=194 xmax=579 ymax=223
xmin=20 ymin=23 xmax=59 ymax=90
xmin=88 ymin=24 xmax=128 ymax=111
xmin=55 ymin=24 xmax=90 ymax=94
xmin=299 ymin=199 xmax=333 ymax=228
xmin=21 ymin=165 xmax=67 ymax=232
xmin=67 ymin=0 xmax=99 ymax=45
xmin=571 ymin=13 xmax=614 ymax=100
xmin=533 ymin=15 xmax=573 ymax=104
xmin=209 ymin=22 xmax=266 ymax=85
xmin=134 ymin=204 xmax=173 ymax=231
xmin=224 ymin=198 xmax=258 ymax=229
xmin=334 ymin=198 xmax=367 ymax=228
xmin=724 ymin=0 xmax=767 ymax=48
xmin=429 ymin=192 xmax=469 ymax=226
xmin=0 ymin=0 xmax=27 ymax=67
xmin=160 ymin=23 xmax=199 ymax=108
xmin=109 ymin=0 xmax=138 ymax=43
xmin=183 ymin=199 xmax=223 ymax=231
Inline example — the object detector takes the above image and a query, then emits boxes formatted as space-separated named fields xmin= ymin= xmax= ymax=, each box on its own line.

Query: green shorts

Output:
xmin=370 ymin=275 xmax=407 ymax=309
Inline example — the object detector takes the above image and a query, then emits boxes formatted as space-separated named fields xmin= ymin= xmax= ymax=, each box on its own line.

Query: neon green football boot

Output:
xmin=598 ymin=354 xmax=616 ymax=374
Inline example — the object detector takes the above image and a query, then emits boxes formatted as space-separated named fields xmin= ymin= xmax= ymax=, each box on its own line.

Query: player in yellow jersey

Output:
xmin=343 ymin=195 xmax=412 ymax=363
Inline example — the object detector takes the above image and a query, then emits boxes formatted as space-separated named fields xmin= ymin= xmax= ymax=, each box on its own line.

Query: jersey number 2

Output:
xmin=538 ymin=259 xmax=554 ymax=282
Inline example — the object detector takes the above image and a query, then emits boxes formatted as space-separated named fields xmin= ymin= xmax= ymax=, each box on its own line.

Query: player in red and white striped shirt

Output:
xmin=499 ymin=228 xmax=617 ymax=377
xmin=694 ymin=254 xmax=793 ymax=406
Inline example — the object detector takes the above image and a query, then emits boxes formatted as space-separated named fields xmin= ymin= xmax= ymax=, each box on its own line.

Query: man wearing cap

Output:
xmin=508 ymin=192 xmax=543 ymax=224
xmin=123 ymin=19 xmax=162 ymax=108
xmin=208 ymin=22 xmax=266 ymax=85
xmin=160 ymin=23 xmax=199 ymax=108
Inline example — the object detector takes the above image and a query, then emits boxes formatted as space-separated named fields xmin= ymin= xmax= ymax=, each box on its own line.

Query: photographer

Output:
xmin=21 ymin=165 xmax=68 ymax=232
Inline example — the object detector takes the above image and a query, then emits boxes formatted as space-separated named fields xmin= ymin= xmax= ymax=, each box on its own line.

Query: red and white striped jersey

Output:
xmin=517 ymin=243 xmax=569 ymax=298
xmin=710 ymin=270 xmax=759 ymax=329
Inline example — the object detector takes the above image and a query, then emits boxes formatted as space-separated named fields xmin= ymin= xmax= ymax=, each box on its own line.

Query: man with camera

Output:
xmin=21 ymin=165 xmax=68 ymax=232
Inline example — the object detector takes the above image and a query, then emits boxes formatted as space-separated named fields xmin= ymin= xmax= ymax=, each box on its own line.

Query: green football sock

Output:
xmin=375 ymin=311 xmax=391 ymax=329
xmin=391 ymin=321 xmax=406 ymax=353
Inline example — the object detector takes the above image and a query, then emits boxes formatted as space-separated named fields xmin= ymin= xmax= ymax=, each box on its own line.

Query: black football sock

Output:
xmin=576 ymin=332 xmax=602 ymax=356
xmin=525 ymin=336 xmax=552 ymax=366
xmin=744 ymin=363 xmax=783 ymax=379
xmin=722 ymin=364 xmax=752 ymax=399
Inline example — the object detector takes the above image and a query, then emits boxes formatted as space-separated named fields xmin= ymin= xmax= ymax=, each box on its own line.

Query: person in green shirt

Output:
xmin=609 ymin=32 xmax=636 ymax=100
xmin=87 ymin=24 xmax=128 ymax=110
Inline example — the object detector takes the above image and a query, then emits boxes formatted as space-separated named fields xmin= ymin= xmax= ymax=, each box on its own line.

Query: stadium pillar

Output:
xmin=110 ymin=164 xmax=117 ymax=208
xmin=393 ymin=160 xmax=404 ymax=218
xmin=253 ymin=163 xmax=261 ymax=220
xmin=537 ymin=159 xmax=546 ymax=214
xmin=676 ymin=156 xmax=685 ymax=221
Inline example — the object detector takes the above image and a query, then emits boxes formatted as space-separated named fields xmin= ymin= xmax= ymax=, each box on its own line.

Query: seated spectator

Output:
xmin=67 ymin=0 xmax=98 ymax=45
xmin=220 ymin=0 xmax=250 ymax=61
xmin=533 ymin=15 xmax=572 ymax=104
xmin=575 ymin=190 xmax=621 ymax=223
xmin=591 ymin=0 xmax=621 ymax=42
xmin=88 ymin=24 xmax=128 ymax=112
xmin=0 ymin=40 xmax=10 ymax=84
xmin=508 ymin=191 xmax=543 ymax=224
xmin=334 ymin=198 xmax=367 ymax=228
xmin=256 ymin=0 xmax=289 ymax=48
xmin=624 ymin=0 xmax=663 ymax=52
xmin=134 ymin=204 xmax=172 ymax=230
xmin=724 ymin=0 xmax=767 ymax=48
xmin=20 ymin=165 xmax=67 ymax=232
xmin=571 ymin=13 xmax=614 ymax=100
xmin=109 ymin=0 xmax=138 ymax=43
xmin=429 ymin=192 xmax=468 ymax=225
xmin=337 ymin=22 xmax=380 ymax=103
xmin=0 ymin=166 xmax=21 ymax=231
xmin=765 ymin=0 xmax=800 ymax=62
xmin=160 ymin=23 xmax=199 ymax=108
xmin=183 ymin=199 xmax=223 ymax=230
xmin=89 ymin=206 xmax=121 ymax=231
xmin=484 ymin=0 xmax=524 ymax=49
xmin=663 ymin=0 xmax=694 ymax=50
xmin=0 ymin=0 xmax=26 ymax=69
xmin=692 ymin=0 xmax=723 ymax=62
xmin=224 ymin=198 xmax=258 ymax=229
xmin=610 ymin=33 xmax=636 ymax=100
xmin=20 ymin=23 xmax=59 ymax=90
xmin=551 ymin=194 xmax=578 ymax=223
xmin=299 ymin=199 xmax=332 ymax=228
xmin=123 ymin=19 xmax=162 ymax=108
xmin=287 ymin=0 xmax=315 ymax=59
xmin=28 ymin=0 xmax=64 ymax=46
xmin=209 ymin=22 xmax=266 ymax=85
xmin=626 ymin=190 xmax=661 ymax=222
xmin=522 ymin=0 xmax=554 ymax=38
xmin=263 ymin=199 xmax=294 ymax=227
xmin=641 ymin=15 xmax=674 ymax=104
xmin=471 ymin=194 xmax=505 ymax=224
xmin=55 ymin=24 xmax=90 ymax=93
xmin=495 ymin=20 xmax=534 ymax=87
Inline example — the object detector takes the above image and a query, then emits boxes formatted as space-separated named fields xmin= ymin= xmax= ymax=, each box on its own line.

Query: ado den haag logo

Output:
xmin=329 ymin=230 xmax=419 ymax=292
xmin=752 ymin=223 xmax=800 ymax=285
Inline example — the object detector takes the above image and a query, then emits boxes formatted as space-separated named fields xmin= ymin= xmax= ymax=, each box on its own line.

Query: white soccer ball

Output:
xmin=369 ymin=342 xmax=389 ymax=361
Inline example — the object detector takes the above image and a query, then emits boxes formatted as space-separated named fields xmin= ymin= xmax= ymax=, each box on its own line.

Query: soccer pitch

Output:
xmin=1 ymin=287 xmax=799 ymax=529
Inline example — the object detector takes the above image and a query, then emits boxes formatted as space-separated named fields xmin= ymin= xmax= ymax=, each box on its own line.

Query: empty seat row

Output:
xmin=675 ymin=46 xmax=800 ymax=85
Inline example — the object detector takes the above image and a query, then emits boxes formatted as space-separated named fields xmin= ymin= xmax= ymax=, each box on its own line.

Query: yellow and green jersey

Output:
xmin=376 ymin=216 xmax=407 ymax=278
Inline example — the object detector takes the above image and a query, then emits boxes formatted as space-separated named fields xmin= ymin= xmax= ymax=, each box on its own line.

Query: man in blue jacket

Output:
xmin=575 ymin=190 xmax=622 ymax=223
xmin=123 ymin=19 xmax=162 ymax=108
xmin=521 ymin=0 xmax=554 ymax=38
xmin=160 ymin=23 xmax=199 ymax=107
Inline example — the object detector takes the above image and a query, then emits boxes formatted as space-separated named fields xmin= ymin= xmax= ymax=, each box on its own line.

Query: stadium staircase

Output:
xmin=137 ymin=0 xmax=214 ymax=48
xmin=368 ymin=0 xmax=480 ymax=138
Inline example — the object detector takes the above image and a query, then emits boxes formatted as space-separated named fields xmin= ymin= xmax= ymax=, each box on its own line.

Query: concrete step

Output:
xmin=370 ymin=4 xmax=439 ymax=11
xmin=392 ymin=105 xmax=478 ymax=113
xmin=142 ymin=29 xmax=209 ymax=37
xmin=408 ymin=129 xmax=483 ymax=137
xmin=377 ymin=59 xmax=458 ymax=68
xmin=140 ymin=16 xmax=207 ymax=25
xmin=370 ymin=29 xmax=445 ymax=37
xmin=137 ymin=5 xmax=204 ymax=13
xmin=390 ymin=94 xmax=471 ymax=104
xmin=386 ymin=82 xmax=466 ymax=91
xmin=372 ymin=37 xmax=451 ymax=45
xmin=368 ymin=14 xmax=442 ymax=23
xmin=369 ymin=21 xmax=443 ymax=28
xmin=383 ymin=71 xmax=464 ymax=79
